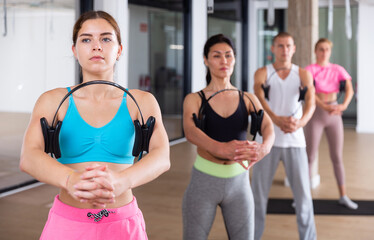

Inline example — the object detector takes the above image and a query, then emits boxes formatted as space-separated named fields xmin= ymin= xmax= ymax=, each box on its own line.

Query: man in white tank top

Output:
xmin=252 ymin=32 xmax=317 ymax=240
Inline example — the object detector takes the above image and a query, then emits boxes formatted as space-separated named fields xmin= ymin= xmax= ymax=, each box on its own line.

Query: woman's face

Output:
xmin=72 ymin=18 xmax=122 ymax=76
xmin=204 ymin=43 xmax=235 ymax=80
xmin=315 ymin=42 xmax=332 ymax=63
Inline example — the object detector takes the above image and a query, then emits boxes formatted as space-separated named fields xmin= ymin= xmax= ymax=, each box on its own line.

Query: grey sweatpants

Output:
xmin=251 ymin=147 xmax=316 ymax=240
xmin=182 ymin=168 xmax=254 ymax=240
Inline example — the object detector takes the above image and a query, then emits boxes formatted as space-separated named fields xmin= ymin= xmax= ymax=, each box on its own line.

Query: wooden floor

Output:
xmin=0 ymin=128 xmax=373 ymax=239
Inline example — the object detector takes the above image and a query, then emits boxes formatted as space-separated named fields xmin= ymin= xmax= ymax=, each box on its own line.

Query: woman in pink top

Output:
xmin=304 ymin=38 xmax=357 ymax=209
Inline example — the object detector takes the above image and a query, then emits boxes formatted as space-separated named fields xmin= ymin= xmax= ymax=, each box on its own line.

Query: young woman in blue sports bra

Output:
xmin=20 ymin=11 xmax=170 ymax=240
xmin=182 ymin=34 xmax=275 ymax=240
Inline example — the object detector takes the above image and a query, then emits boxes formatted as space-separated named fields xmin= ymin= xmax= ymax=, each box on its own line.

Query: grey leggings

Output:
xmin=304 ymin=104 xmax=345 ymax=185
xmin=182 ymin=168 xmax=254 ymax=240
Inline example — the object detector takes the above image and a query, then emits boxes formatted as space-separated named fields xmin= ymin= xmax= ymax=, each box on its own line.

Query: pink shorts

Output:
xmin=40 ymin=195 xmax=148 ymax=240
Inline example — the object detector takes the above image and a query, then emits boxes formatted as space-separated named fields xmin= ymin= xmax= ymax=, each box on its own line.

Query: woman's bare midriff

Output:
xmin=197 ymin=148 xmax=234 ymax=165
xmin=59 ymin=162 xmax=134 ymax=209
xmin=316 ymin=92 xmax=337 ymax=103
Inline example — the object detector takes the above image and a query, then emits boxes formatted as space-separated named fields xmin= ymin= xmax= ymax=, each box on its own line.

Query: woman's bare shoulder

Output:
xmin=42 ymin=87 xmax=69 ymax=98
xmin=127 ymin=89 xmax=156 ymax=103
xmin=34 ymin=87 xmax=70 ymax=116
xmin=185 ymin=91 xmax=204 ymax=102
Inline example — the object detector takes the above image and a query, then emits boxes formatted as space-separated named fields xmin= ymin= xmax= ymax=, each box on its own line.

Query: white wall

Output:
xmin=0 ymin=8 xmax=75 ymax=113
xmin=127 ymin=5 xmax=149 ymax=89
xmin=356 ymin=1 xmax=374 ymax=133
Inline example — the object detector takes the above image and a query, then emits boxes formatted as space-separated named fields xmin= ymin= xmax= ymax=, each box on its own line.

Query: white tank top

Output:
xmin=266 ymin=64 xmax=306 ymax=148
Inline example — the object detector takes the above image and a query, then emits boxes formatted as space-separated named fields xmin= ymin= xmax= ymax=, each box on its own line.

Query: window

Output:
xmin=129 ymin=1 xmax=184 ymax=140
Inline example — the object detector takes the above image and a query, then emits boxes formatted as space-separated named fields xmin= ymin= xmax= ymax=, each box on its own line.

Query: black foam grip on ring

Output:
xmin=261 ymin=84 xmax=270 ymax=100
xmin=53 ymin=121 xmax=62 ymax=158
xmin=298 ymin=86 xmax=308 ymax=102
xmin=143 ymin=116 xmax=155 ymax=153
xmin=257 ymin=110 xmax=264 ymax=136
xmin=192 ymin=113 xmax=205 ymax=131
xmin=132 ymin=120 xmax=142 ymax=157
xmin=339 ymin=80 xmax=346 ymax=93
xmin=40 ymin=118 xmax=51 ymax=153
xmin=250 ymin=109 xmax=264 ymax=139
xmin=40 ymin=117 xmax=62 ymax=159
xmin=132 ymin=116 xmax=156 ymax=159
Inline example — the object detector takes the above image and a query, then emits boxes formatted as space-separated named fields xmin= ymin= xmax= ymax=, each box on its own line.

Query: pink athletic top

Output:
xmin=305 ymin=63 xmax=351 ymax=94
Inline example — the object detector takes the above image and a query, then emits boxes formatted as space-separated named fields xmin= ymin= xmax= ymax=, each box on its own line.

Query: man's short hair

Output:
xmin=272 ymin=32 xmax=295 ymax=45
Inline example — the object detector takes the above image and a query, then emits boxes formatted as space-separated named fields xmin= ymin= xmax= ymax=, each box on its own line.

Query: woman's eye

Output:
xmin=225 ymin=54 xmax=232 ymax=58
xmin=82 ymin=38 xmax=90 ymax=43
xmin=102 ymin=37 xmax=112 ymax=42
xmin=213 ymin=55 xmax=220 ymax=58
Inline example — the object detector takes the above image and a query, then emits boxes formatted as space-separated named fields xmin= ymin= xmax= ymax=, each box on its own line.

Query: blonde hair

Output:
xmin=315 ymin=38 xmax=333 ymax=51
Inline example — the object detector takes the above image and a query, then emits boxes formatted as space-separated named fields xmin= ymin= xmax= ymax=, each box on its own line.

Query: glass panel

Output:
xmin=256 ymin=9 xmax=286 ymax=68
xmin=129 ymin=4 xmax=184 ymax=140
xmin=0 ymin=1 xmax=75 ymax=190
xmin=319 ymin=6 xmax=358 ymax=124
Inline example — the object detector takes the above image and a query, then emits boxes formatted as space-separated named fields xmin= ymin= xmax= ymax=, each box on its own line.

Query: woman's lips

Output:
xmin=90 ymin=56 xmax=104 ymax=61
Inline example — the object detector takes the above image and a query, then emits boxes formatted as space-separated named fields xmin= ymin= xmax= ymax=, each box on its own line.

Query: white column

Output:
xmin=94 ymin=0 xmax=129 ymax=87
xmin=248 ymin=0 xmax=257 ymax=93
xmin=191 ymin=0 xmax=208 ymax=92
xmin=356 ymin=0 xmax=374 ymax=133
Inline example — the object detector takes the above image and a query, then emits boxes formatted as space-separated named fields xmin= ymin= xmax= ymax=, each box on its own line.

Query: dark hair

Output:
xmin=272 ymin=32 xmax=294 ymax=46
xmin=72 ymin=11 xmax=121 ymax=46
xmin=203 ymin=34 xmax=236 ymax=85
xmin=314 ymin=38 xmax=333 ymax=51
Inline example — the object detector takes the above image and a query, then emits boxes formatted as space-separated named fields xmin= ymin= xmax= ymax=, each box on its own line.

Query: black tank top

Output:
xmin=199 ymin=90 xmax=249 ymax=142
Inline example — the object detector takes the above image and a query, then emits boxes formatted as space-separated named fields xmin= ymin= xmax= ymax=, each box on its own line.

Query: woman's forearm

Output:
xmin=259 ymin=115 xmax=275 ymax=153
xmin=342 ymin=80 xmax=354 ymax=110
xmin=20 ymin=148 xmax=73 ymax=190
xmin=117 ymin=147 xmax=170 ymax=192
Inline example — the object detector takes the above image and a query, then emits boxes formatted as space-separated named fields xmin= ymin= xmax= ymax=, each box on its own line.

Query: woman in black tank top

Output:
xmin=181 ymin=34 xmax=275 ymax=240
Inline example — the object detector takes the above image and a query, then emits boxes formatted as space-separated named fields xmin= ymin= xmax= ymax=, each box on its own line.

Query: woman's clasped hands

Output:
xmin=323 ymin=103 xmax=345 ymax=115
xmin=234 ymin=140 xmax=269 ymax=170
xmin=217 ymin=140 xmax=269 ymax=170
xmin=66 ymin=164 xmax=125 ymax=208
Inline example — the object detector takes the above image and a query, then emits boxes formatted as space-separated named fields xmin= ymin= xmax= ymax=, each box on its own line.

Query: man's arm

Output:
xmin=253 ymin=67 xmax=278 ymax=123
xmin=298 ymin=68 xmax=316 ymax=127
xmin=254 ymin=67 xmax=289 ymax=132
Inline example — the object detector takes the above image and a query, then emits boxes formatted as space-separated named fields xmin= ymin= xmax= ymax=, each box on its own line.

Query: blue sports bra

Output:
xmin=58 ymin=87 xmax=135 ymax=164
